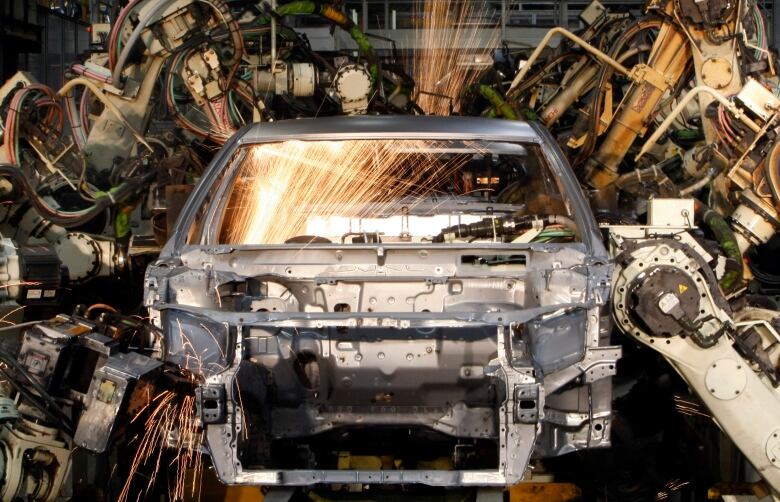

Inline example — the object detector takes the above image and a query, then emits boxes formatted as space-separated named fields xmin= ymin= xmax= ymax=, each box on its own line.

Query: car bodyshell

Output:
xmin=144 ymin=116 xmax=619 ymax=486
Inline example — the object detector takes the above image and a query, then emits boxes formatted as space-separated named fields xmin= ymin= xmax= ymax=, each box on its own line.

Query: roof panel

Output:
xmin=238 ymin=115 xmax=539 ymax=143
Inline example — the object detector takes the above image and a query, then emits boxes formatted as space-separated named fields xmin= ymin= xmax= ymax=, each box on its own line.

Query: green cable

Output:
xmin=115 ymin=207 xmax=132 ymax=239
xmin=531 ymin=228 xmax=575 ymax=243
xmin=473 ymin=84 xmax=517 ymax=120
xmin=12 ymin=88 xmax=46 ymax=164
xmin=228 ymin=90 xmax=242 ymax=125
xmin=701 ymin=208 xmax=743 ymax=292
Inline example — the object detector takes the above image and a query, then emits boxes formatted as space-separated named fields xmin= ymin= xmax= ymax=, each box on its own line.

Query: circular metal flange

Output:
xmin=766 ymin=429 xmax=780 ymax=468
xmin=334 ymin=64 xmax=372 ymax=103
xmin=612 ymin=243 xmax=706 ymax=342
xmin=704 ymin=358 xmax=747 ymax=400
xmin=701 ymin=58 xmax=733 ymax=89
xmin=630 ymin=266 xmax=700 ymax=337
xmin=54 ymin=232 xmax=101 ymax=282
xmin=766 ymin=429 xmax=780 ymax=467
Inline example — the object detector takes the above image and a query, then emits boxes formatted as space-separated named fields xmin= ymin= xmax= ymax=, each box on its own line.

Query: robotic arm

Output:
xmin=611 ymin=202 xmax=780 ymax=495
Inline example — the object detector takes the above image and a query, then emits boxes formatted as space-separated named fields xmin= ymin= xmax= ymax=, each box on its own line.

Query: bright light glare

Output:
xmin=221 ymin=139 xmax=476 ymax=244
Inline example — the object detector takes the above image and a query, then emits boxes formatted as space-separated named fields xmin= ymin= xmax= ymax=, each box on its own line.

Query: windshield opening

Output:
xmin=214 ymin=139 xmax=576 ymax=245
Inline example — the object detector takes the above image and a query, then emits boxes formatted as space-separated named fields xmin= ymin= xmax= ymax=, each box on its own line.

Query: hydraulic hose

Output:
xmin=614 ymin=154 xmax=682 ymax=189
xmin=694 ymin=199 xmax=744 ymax=293
xmin=433 ymin=214 xmax=576 ymax=242
xmin=474 ymin=84 xmax=517 ymax=120
xmin=270 ymin=1 xmax=379 ymax=87
xmin=508 ymin=52 xmax=579 ymax=100
xmin=108 ymin=0 xmax=144 ymax=71
xmin=0 ymin=164 xmax=153 ymax=228
xmin=111 ymin=0 xmax=170 ymax=88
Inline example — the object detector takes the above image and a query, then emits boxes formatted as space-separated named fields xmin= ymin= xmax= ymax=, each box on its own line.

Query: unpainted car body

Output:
xmin=144 ymin=116 xmax=619 ymax=486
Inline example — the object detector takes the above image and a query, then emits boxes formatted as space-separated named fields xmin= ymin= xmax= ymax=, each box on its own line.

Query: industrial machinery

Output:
xmin=1 ymin=0 xmax=780 ymax=499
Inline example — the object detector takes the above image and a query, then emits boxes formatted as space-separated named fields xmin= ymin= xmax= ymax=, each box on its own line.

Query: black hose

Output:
xmin=433 ymin=214 xmax=575 ymax=242
xmin=508 ymin=52 xmax=579 ymax=100
xmin=0 ymin=164 xmax=153 ymax=228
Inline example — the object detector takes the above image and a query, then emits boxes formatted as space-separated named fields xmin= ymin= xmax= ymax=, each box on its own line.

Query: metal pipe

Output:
xmin=508 ymin=27 xmax=632 ymax=94
xmin=541 ymin=47 xmax=651 ymax=127
xmin=635 ymin=86 xmax=761 ymax=161
xmin=541 ymin=62 xmax=598 ymax=126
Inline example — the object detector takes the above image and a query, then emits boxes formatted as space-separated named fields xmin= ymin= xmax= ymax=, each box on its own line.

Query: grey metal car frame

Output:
xmin=144 ymin=116 xmax=619 ymax=487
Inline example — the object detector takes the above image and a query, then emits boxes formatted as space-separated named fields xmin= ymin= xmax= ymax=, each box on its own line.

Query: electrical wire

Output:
xmin=108 ymin=0 xmax=144 ymax=72
xmin=3 ymin=84 xmax=63 ymax=165
xmin=0 ymin=348 xmax=75 ymax=435
xmin=79 ymin=85 xmax=91 ymax=137
xmin=0 ymin=163 xmax=153 ymax=227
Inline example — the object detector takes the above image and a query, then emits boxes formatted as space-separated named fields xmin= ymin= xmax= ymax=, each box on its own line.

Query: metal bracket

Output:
xmin=579 ymin=346 xmax=621 ymax=383
xmin=514 ymin=384 xmax=540 ymax=424
xmin=197 ymin=385 xmax=227 ymax=424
